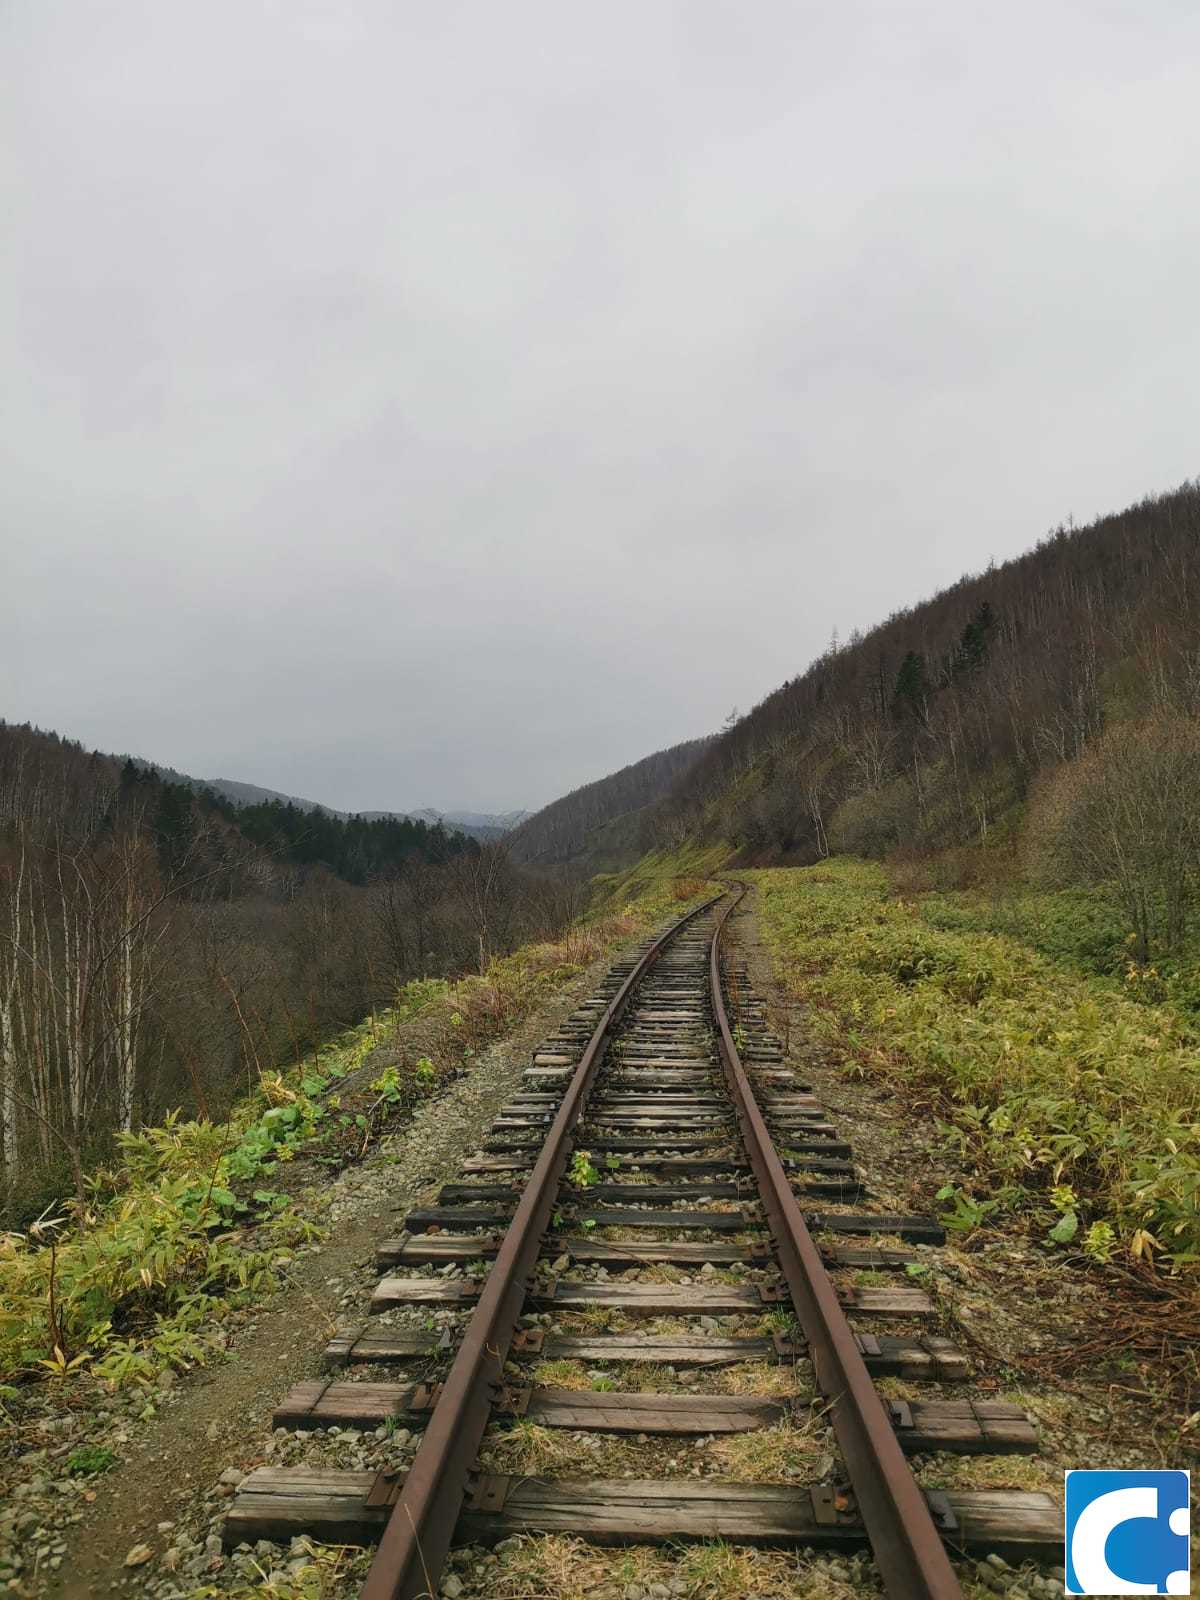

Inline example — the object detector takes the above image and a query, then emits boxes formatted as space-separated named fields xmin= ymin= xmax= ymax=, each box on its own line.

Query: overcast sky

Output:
xmin=4 ymin=3 xmax=1198 ymax=813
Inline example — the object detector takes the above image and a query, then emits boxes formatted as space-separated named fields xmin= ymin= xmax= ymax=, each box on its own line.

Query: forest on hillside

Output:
xmin=654 ymin=482 xmax=1200 ymax=944
xmin=10 ymin=481 xmax=1199 ymax=1224
xmin=510 ymin=736 xmax=712 ymax=866
xmin=0 ymin=725 xmax=579 ymax=1222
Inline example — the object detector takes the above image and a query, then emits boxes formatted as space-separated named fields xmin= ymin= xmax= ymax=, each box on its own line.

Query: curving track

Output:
xmin=225 ymin=889 xmax=1060 ymax=1598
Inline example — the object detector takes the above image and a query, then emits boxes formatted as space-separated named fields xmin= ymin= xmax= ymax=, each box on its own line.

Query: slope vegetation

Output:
xmin=656 ymin=481 xmax=1200 ymax=866
xmin=509 ymin=736 xmax=711 ymax=867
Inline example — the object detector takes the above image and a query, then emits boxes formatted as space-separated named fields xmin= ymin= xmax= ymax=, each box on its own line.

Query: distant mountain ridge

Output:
xmin=386 ymin=806 xmax=532 ymax=836
xmin=133 ymin=763 xmax=528 ymax=842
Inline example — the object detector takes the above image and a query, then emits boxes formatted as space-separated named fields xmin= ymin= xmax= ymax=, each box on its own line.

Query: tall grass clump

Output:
xmin=752 ymin=860 xmax=1200 ymax=1269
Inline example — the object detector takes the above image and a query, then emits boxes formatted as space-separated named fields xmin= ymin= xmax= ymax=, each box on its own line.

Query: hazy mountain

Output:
xmin=379 ymin=807 xmax=532 ymax=836
xmin=134 ymin=764 xmax=527 ymax=841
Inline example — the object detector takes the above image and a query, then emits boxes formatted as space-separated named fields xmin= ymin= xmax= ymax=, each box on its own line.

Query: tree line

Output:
xmin=128 ymin=763 xmax=470 ymax=884
xmin=0 ymin=724 xmax=577 ymax=1224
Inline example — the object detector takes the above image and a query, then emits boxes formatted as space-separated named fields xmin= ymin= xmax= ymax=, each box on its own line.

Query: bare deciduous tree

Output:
xmin=1031 ymin=713 xmax=1200 ymax=960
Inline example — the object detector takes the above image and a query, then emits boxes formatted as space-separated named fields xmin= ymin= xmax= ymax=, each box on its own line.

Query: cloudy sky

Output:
xmin=4 ymin=3 xmax=1198 ymax=812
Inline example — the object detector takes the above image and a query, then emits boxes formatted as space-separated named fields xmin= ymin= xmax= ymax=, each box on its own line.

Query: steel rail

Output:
xmin=709 ymin=890 xmax=963 ymax=1600
xmin=361 ymin=892 xmax=725 ymax=1600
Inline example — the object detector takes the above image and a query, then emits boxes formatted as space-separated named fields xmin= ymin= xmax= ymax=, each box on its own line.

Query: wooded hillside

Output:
xmin=654 ymin=482 xmax=1200 ymax=869
xmin=509 ymin=736 xmax=712 ymax=866
xmin=0 ymin=725 xmax=575 ymax=1223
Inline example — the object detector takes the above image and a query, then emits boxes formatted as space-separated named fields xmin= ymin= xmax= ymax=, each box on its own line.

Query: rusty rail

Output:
xmin=361 ymin=892 xmax=724 ymax=1600
xmin=709 ymin=889 xmax=962 ymax=1600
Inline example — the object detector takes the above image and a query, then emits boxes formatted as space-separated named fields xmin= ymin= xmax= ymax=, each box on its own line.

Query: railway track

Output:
xmin=224 ymin=889 xmax=1060 ymax=1598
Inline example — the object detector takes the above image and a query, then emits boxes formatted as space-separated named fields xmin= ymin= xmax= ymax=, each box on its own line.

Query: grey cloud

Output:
xmin=4 ymin=2 xmax=1198 ymax=810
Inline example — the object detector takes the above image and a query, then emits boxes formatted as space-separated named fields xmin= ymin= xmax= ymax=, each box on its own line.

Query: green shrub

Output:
xmin=65 ymin=1444 xmax=118 ymax=1476
xmin=828 ymin=775 xmax=917 ymax=856
xmin=0 ymin=1073 xmax=335 ymax=1385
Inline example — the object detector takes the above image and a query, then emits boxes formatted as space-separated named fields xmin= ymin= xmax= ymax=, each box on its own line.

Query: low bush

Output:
xmin=0 ymin=1010 xmax=409 ymax=1384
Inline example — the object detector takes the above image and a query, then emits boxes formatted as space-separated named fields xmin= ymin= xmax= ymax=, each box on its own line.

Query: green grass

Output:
xmin=0 ymin=1015 xmax=408 ymax=1384
xmin=65 ymin=1444 xmax=119 ymax=1476
xmin=917 ymin=881 xmax=1200 ymax=1011
xmin=750 ymin=860 xmax=1200 ymax=1270
xmin=590 ymin=840 xmax=733 ymax=920
xmin=919 ymin=885 xmax=1130 ymax=974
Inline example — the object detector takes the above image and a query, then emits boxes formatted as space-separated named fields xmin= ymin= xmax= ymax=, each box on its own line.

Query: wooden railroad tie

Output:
xmin=369 ymin=1275 xmax=935 ymax=1317
xmin=401 ymin=1204 xmax=943 ymax=1241
xmin=323 ymin=1324 xmax=970 ymax=1381
xmin=436 ymin=1177 xmax=865 ymax=1204
xmin=376 ymin=1232 xmax=924 ymax=1272
xmin=273 ymin=1378 xmax=1034 ymax=1451
xmin=225 ymin=1471 xmax=1061 ymax=1560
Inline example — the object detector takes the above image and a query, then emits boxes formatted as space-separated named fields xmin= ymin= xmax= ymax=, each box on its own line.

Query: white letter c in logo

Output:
xmin=1071 ymin=1487 xmax=1159 ymax=1594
